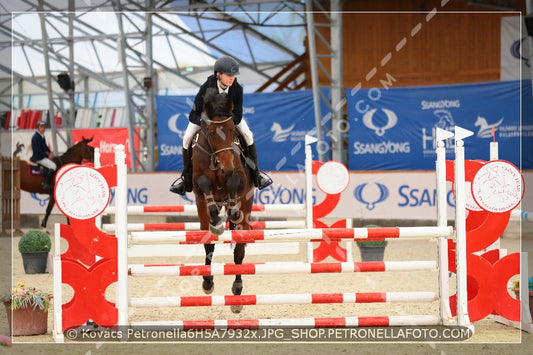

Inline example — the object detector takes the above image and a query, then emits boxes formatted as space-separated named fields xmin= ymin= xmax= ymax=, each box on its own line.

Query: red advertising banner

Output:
xmin=72 ymin=128 xmax=137 ymax=168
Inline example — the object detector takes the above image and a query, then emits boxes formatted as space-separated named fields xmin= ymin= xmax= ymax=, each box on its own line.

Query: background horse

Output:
xmin=191 ymin=88 xmax=255 ymax=313
xmin=20 ymin=137 xmax=95 ymax=228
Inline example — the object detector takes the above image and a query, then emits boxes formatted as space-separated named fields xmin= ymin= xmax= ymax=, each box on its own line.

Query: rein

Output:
xmin=196 ymin=115 xmax=237 ymax=171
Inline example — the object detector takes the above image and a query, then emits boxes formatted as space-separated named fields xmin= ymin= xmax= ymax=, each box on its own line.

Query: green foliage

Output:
xmin=1 ymin=282 xmax=52 ymax=312
xmin=18 ymin=230 xmax=51 ymax=252
xmin=356 ymin=224 xmax=388 ymax=247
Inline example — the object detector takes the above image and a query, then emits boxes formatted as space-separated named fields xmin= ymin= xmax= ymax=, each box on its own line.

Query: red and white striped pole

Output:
xmin=129 ymin=291 xmax=437 ymax=308
xmin=131 ymin=315 xmax=441 ymax=329
xmin=129 ymin=226 xmax=454 ymax=245
xmin=128 ymin=260 xmax=437 ymax=277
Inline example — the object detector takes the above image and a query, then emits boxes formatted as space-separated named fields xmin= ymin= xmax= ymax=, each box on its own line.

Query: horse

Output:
xmin=20 ymin=137 xmax=95 ymax=228
xmin=191 ymin=88 xmax=255 ymax=313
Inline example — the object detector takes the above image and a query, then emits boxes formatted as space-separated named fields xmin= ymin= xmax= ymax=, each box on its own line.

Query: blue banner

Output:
xmin=156 ymin=89 xmax=329 ymax=172
xmin=346 ymin=80 xmax=533 ymax=170
xmin=155 ymin=95 xmax=195 ymax=172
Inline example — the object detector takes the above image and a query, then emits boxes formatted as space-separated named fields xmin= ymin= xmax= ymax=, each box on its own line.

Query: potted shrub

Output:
xmin=1 ymin=282 xmax=52 ymax=336
xmin=18 ymin=230 xmax=51 ymax=274
xmin=356 ymin=225 xmax=388 ymax=262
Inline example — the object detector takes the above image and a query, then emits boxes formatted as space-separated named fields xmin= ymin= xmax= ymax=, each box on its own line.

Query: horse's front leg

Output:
xmin=226 ymin=174 xmax=243 ymax=224
xmin=196 ymin=175 xmax=224 ymax=235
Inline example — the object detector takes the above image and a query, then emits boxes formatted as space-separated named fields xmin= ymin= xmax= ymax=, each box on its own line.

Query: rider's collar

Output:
xmin=217 ymin=80 xmax=229 ymax=94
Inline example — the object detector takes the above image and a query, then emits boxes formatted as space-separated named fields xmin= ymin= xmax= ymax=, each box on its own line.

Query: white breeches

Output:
xmin=182 ymin=120 xmax=254 ymax=149
xmin=37 ymin=157 xmax=57 ymax=171
xmin=235 ymin=119 xmax=254 ymax=146
xmin=182 ymin=123 xmax=201 ymax=149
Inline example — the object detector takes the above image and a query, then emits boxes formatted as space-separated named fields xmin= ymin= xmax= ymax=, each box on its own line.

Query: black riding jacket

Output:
xmin=188 ymin=74 xmax=243 ymax=126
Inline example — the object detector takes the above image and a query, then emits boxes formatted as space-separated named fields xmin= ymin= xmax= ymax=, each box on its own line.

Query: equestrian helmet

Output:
xmin=214 ymin=56 xmax=240 ymax=75
xmin=37 ymin=120 xmax=46 ymax=127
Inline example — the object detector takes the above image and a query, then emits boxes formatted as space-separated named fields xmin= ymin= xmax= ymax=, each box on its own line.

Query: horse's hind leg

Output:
xmin=230 ymin=243 xmax=246 ymax=313
xmin=202 ymin=244 xmax=215 ymax=294
xmin=41 ymin=196 xmax=55 ymax=228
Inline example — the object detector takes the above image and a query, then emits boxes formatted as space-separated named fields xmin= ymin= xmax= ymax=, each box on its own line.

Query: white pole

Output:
xmin=490 ymin=142 xmax=498 ymax=161
xmin=115 ymin=145 xmax=129 ymax=326
xmin=305 ymin=136 xmax=317 ymax=262
xmin=345 ymin=218 xmax=353 ymax=262
xmin=454 ymin=126 xmax=472 ymax=327
xmin=94 ymin=148 xmax=102 ymax=231
xmin=435 ymin=128 xmax=453 ymax=325
xmin=53 ymin=223 xmax=64 ymax=342
xmin=435 ymin=128 xmax=452 ymax=227
xmin=484 ymin=141 xmax=501 ymax=252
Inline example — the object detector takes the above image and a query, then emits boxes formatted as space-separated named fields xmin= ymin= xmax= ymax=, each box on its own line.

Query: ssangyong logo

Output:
xmin=362 ymin=108 xmax=398 ymax=136
xmin=167 ymin=113 xmax=186 ymax=139
xmin=162 ymin=111 xmax=190 ymax=156
xmin=30 ymin=193 xmax=49 ymax=207
xmin=353 ymin=182 xmax=389 ymax=210
xmin=353 ymin=107 xmax=410 ymax=155
xmin=511 ymin=37 xmax=531 ymax=68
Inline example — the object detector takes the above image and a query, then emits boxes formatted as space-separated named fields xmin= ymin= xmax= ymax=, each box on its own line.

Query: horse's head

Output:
xmin=80 ymin=136 xmax=95 ymax=163
xmin=201 ymin=88 xmax=236 ymax=177
xmin=474 ymin=116 xmax=485 ymax=127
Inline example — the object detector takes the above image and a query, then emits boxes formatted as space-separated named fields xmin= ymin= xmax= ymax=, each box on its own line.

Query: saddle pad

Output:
xmin=28 ymin=164 xmax=43 ymax=177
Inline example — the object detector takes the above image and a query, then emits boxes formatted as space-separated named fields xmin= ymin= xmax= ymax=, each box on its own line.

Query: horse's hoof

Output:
xmin=209 ymin=221 xmax=225 ymax=236
xmin=230 ymin=305 xmax=243 ymax=314
xmin=232 ymin=280 xmax=243 ymax=296
xmin=230 ymin=210 xmax=244 ymax=224
xmin=202 ymin=279 xmax=214 ymax=294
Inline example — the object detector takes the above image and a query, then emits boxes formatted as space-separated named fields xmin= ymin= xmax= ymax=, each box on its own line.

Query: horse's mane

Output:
xmin=55 ymin=137 xmax=93 ymax=166
xmin=204 ymin=88 xmax=233 ymax=119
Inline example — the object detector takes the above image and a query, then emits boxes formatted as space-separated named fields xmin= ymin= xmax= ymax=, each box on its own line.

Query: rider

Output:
xmin=30 ymin=120 xmax=56 ymax=191
xmin=170 ymin=56 xmax=272 ymax=195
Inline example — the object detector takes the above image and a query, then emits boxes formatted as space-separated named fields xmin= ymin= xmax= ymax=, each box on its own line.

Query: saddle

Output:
xmin=26 ymin=160 xmax=47 ymax=177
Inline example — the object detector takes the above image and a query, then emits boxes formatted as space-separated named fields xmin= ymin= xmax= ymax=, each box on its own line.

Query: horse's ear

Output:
xmin=82 ymin=136 xmax=94 ymax=143
xmin=204 ymin=89 xmax=217 ymax=115
xmin=224 ymin=95 xmax=233 ymax=115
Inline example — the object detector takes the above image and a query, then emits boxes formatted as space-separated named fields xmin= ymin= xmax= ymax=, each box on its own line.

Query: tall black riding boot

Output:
xmin=169 ymin=148 xmax=193 ymax=195
xmin=42 ymin=169 xmax=55 ymax=191
xmin=247 ymin=143 xmax=272 ymax=190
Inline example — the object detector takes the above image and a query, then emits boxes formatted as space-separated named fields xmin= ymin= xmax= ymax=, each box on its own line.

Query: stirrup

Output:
xmin=256 ymin=172 xmax=273 ymax=190
xmin=169 ymin=177 xmax=187 ymax=195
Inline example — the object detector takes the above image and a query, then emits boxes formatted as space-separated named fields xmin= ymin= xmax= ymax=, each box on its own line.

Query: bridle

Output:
xmin=196 ymin=114 xmax=237 ymax=170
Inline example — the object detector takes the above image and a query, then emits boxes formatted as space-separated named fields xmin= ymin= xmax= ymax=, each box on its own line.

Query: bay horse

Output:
xmin=20 ymin=137 xmax=95 ymax=228
xmin=191 ymin=88 xmax=255 ymax=313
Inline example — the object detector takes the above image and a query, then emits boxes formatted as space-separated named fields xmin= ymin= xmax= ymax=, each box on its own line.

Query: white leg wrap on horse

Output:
xmin=235 ymin=120 xmax=254 ymax=146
